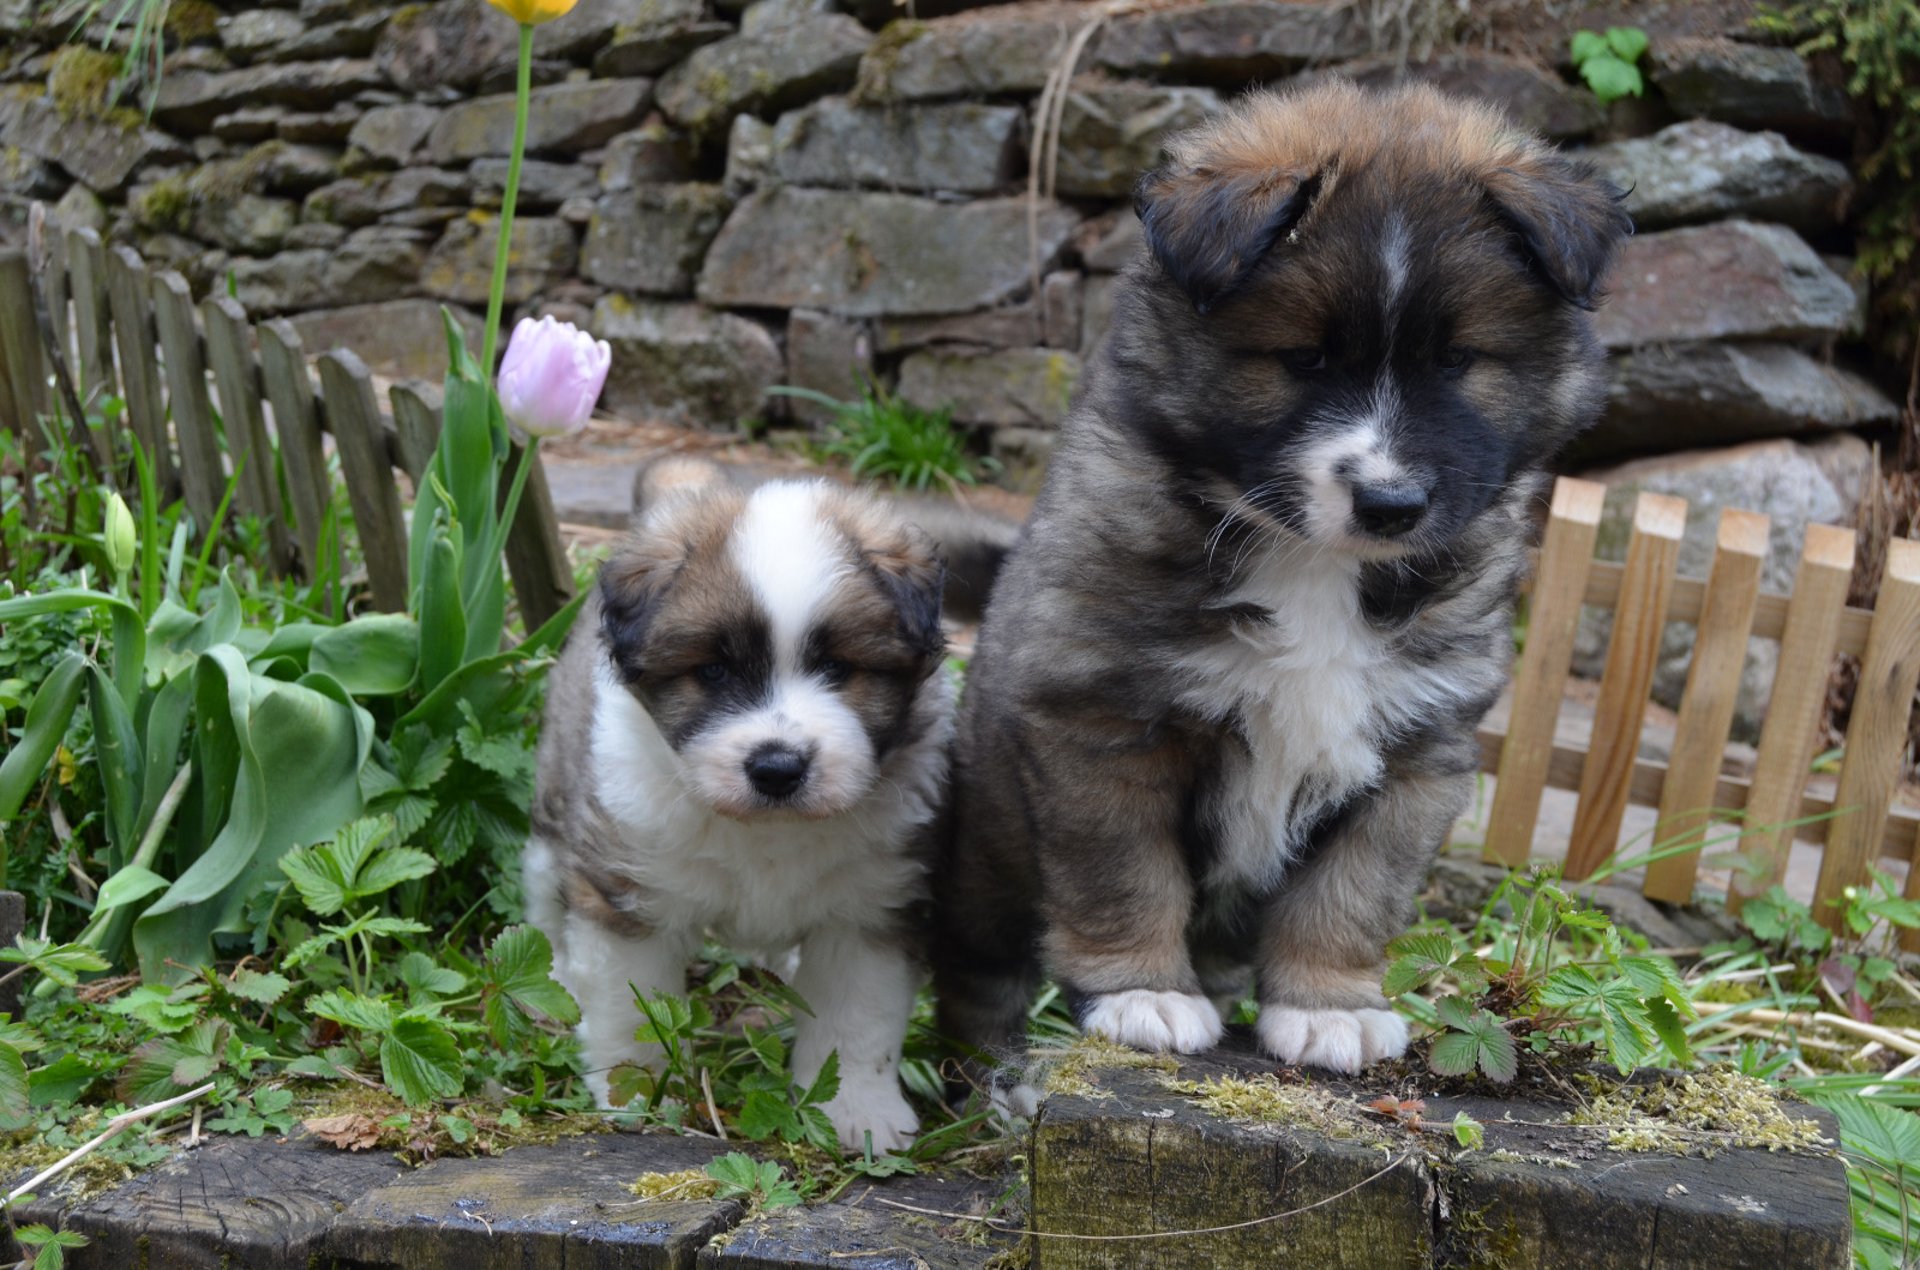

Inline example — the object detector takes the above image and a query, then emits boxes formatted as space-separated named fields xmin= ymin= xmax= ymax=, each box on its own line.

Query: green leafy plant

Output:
xmin=1570 ymin=26 xmax=1650 ymax=102
xmin=8 ymin=1222 xmax=89 ymax=1270
xmin=704 ymin=1152 xmax=803 ymax=1209
xmin=1388 ymin=868 xmax=1693 ymax=1080
xmin=1759 ymin=1 xmax=1920 ymax=298
xmin=771 ymin=382 xmax=985 ymax=492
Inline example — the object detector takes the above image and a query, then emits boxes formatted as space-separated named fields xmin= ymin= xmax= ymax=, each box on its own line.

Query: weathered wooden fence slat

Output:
xmin=151 ymin=269 xmax=225 ymax=533
xmin=315 ymin=348 xmax=409 ymax=613
xmin=388 ymin=382 xmax=439 ymax=485
xmin=1642 ymin=508 xmax=1769 ymax=904
xmin=63 ymin=230 xmax=114 ymax=416
xmin=1566 ymin=491 xmax=1688 ymax=880
xmin=104 ymin=245 xmax=172 ymax=494
xmin=1728 ymin=524 xmax=1858 ymax=915
xmin=41 ymin=230 xmax=71 ymax=392
xmin=203 ymin=294 xmax=292 ymax=574
xmin=1816 ymin=539 xmax=1920 ymax=936
xmin=257 ymin=318 xmax=333 ymax=582
xmin=0 ymin=252 xmax=47 ymax=432
xmin=1485 ymin=477 xmax=1605 ymax=868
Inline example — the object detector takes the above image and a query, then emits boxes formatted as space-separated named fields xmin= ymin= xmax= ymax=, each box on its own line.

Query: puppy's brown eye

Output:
xmin=1438 ymin=346 xmax=1476 ymax=376
xmin=1279 ymin=348 xmax=1327 ymax=375
xmin=696 ymin=662 xmax=729 ymax=684
xmin=817 ymin=658 xmax=852 ymax=685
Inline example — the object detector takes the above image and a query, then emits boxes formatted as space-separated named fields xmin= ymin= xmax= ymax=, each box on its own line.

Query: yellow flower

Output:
xmin=484 ymin=0 xmax=576 ymax=25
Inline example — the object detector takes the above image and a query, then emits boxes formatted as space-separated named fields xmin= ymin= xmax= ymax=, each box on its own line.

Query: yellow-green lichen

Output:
xmin=163 ymin=0 xmax=220 ymax=43
xmin=1569 ymin=1069 xmax=1830 ymax=1155
xmin=133 ymin=176 xmax=192 ymax=232
xmin=1029 ymin=1035 xmax=1178 ymax=1099
xmin=852 ymin=19 xmax=927 ymax=103
xmin=982 ymin=1243 xmax=1033 ymax=1270
xmin=629 ymin=1167 xmax=721 ymax=1201
xmin=47 ymin=46 xmax=124 ymax=121
xmin=1164 ymin=1073 xmax=1389 ymax=1143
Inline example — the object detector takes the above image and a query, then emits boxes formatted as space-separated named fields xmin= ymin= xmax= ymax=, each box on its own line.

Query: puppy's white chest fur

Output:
xmin=588 ymin=665 xmax=948 ymax=948
xmin=1177 ymin=553 xmax=1466 ymax=890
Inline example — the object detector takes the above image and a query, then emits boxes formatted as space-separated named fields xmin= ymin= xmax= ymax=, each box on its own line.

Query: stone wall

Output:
xmin=0 ymin=0 xmax=1901 ymax=488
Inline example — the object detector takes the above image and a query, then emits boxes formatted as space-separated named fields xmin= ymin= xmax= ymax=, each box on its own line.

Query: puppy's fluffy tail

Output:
xmin=887 ymin=492 xmax=1021 ymax=624
xmin=629 ymin=454 xmax=1024 ymax=623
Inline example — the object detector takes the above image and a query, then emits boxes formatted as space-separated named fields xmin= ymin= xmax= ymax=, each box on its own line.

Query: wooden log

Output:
xmin=388 ymin=381 xmax=439 ymax=485
xmin=1485 ymin=477 xmax=1606 ymax=867
xmin=1565 ymin=491 xmax=1688 ymax=880
xmin=1473 ymin=727 xmax=1920 ymax=867
xmin=1813 ymin=539 xmax=1920 ymax=938
xmin=105 ymin=244 xmax=174 ymax=494
xmin=258 ymin=319 xmax=332 ymax=582
xmin=1728 ymin=524 xmax=1857 ymax=915
xmin=316 ymin=348 xmax=409 ymax=612
xmin=151 ymin=270 xmax=225 ymax=534
xmin=202 ymin=295 xmax=292 ymax=574
xmin=64 ymin=229 xmax=116 ymax=419
xmin=1643 ymin=509 xmax=1769 ymax=903
xmin=502 ymin=437 xmax=575 ymax=633
xmin=0 ymin=251 xmax=47 ymax=432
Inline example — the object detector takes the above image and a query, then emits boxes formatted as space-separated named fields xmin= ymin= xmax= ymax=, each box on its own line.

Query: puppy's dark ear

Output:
xmin=1482 ymin=154 xmax=1633 ymax=310
xmin=866 ymin=526 xmax=947 ymax=666
xmin=1134 ymin=163 xmax=1320 ymax=314
xmin=597 ymin=538 xmax=677 ymax=681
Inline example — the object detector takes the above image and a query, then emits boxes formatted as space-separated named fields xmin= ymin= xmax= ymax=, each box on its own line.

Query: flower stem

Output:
xmin=480 ymin=23 xmax=535 ymax=377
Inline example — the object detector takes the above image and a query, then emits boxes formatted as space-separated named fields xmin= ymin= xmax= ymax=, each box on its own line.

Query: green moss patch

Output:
xmin=1570 ymin=1070 xmax=1831 ymax=1155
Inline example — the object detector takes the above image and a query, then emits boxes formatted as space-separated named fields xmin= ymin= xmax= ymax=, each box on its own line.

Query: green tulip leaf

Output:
xmin=310 ymin=615 xmax=420 ymax=696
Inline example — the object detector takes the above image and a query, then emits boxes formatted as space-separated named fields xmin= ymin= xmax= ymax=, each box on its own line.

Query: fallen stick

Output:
xmin=4 ymin=1082 xmax=215 ymax=1205
xmin=1693 ymin=1001 xmax=1920 ymax=1059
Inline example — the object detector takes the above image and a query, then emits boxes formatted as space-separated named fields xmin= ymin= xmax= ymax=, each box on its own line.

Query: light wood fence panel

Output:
xmin=1485 ymin=477 xmax=1605 ymax=867
xmin=1566 ymin=491 xmax=1688 ymax=879
xmin=1643 ymin=508 xmax=1768 ymax=903
xmin=1728 ymin=524 xmax=1856 ymax=915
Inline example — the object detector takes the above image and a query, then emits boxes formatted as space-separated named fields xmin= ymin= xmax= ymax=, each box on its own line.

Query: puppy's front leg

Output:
xmin=1035 ymin=721 xmax=1223 ymax=1055
xmin=1256 ymin=766 xmax=1471 ymax=1072
xmin=791 ymin=925 xmax=922 ymax=1154
xmin=556 ymin=913 xmax=696 ymax=1108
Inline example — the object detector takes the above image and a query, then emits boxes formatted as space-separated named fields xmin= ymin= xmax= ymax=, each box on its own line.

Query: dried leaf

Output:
xmin=304 ymin=1112 xmax=383 ymax=1151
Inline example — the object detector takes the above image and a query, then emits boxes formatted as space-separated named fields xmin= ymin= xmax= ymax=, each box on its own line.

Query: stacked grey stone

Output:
xmin=0 ymin=0 xmax=1896 ymax=468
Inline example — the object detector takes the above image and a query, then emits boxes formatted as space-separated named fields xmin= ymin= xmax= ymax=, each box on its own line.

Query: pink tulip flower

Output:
xmin=496 ymin=316 xmax=612 ymax=437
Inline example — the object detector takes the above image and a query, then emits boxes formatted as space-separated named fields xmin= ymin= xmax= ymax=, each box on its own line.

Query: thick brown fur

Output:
xmin=932 ymin=81 xmax=1630 ymax=1077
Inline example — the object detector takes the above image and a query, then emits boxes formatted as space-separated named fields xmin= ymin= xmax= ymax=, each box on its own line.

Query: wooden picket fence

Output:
xmin=0 ymin=221 xmax=573 ymax=629
xmin=1480 ymin=476 xmax=1920 ymax=939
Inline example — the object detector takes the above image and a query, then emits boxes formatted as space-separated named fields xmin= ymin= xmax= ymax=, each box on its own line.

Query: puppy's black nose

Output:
xmin=1352 ymin=483 xmax=1428 ymax=538
xmin=745 ymin=745 xmax=809 ymax=798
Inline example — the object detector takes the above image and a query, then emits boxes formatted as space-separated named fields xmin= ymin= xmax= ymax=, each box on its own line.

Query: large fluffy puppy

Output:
xmin=526 ymin=459 xmax=952 ymax=1151
xmin=932 ymin=81 xmax=1631 ymax=1074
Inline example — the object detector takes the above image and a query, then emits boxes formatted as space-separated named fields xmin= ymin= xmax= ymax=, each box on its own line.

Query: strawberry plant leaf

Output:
xmin=378 ymin=1016 xmax=464 ymax=1105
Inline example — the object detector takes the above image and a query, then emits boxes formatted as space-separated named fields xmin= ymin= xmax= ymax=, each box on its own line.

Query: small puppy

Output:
xmin=933 ymin=81 xmax=1631 ymax=1074
xmin=526 ymin=458 xmax=952 ymax=1151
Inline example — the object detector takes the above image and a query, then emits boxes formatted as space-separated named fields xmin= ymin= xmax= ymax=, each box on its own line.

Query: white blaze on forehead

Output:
xmin=730 ymin=480 xmax=848 ymax=664
xmin=1381 ymin=213 xmax=1411 ymax=308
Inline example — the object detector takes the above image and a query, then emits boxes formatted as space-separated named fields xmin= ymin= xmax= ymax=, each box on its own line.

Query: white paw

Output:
xmin=1080 ymin=989 xmax=1224 ymax=1054
xmin=820 ymin=1081 xmax=919 ymax=1154
xmin=1257 ymin=1006 xmax=1407 ymax=1072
